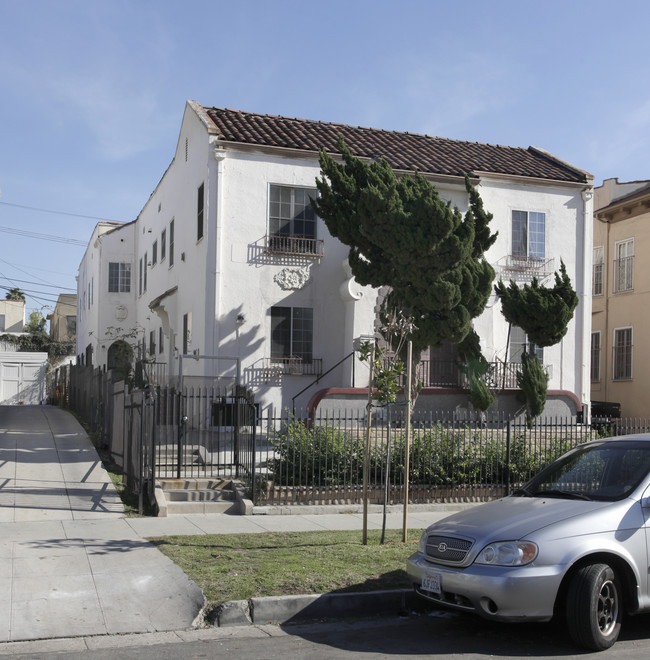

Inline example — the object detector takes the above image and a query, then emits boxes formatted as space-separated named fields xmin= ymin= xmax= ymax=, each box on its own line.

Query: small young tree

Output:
xmin=313 ymin=137 xmax=498 ymax=406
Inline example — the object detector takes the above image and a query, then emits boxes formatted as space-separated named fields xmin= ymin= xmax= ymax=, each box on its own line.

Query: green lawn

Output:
xmin=149 ymin=529 xmax=419 ymax=611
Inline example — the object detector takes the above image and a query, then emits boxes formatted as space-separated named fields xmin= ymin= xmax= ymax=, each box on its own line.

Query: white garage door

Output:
xmin=0 ymin=353 xmax=48 ymax=404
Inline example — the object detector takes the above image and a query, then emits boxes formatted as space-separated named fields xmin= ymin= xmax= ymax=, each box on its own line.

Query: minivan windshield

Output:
xmin=514 ymin=441 xmax=650 ymax=501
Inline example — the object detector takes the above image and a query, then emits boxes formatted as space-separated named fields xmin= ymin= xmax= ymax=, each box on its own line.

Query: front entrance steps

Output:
xmin=154 ymin=478 xmax=252 ymax=516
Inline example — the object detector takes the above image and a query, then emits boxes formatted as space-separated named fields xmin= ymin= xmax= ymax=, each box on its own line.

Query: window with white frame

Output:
xmin=591 ymin=331 xmax=601 ymax=382
xmin=270 ymin=306 xmax=313 ymax=363
xmin=512 ymin=210 xmax=545 ymax=260
xmin=509 ymin=325 xmax=543 ymax=363
xmin=108 ymin=262 xmax=131 ymax=293
xmin=152 ymin=240 xmax=158 ymax=265
xmin=593 ymin=246 xmax=604 ymax=296
xmin=161 ymin=229 xmax=166 ymax=261
xmin=614 ymin=238 xmax=634 ymax=293
xmin=267 ymin=185 xmax=321 ymax=255
xmin=613 ymin=327 xmax=632 ymax=380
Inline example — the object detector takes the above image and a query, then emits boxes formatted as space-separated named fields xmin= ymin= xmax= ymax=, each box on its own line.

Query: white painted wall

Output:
xmin=76 ymin=102 xmax=592 ymax=415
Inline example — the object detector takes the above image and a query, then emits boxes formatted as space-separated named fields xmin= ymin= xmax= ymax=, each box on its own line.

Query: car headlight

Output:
xmin=417 ymin=530 xmax=427 ymax=553
xmin=474 ymin=541 xmax=538 ymax=566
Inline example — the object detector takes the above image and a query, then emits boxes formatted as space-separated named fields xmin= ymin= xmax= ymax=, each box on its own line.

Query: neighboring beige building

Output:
xmin=0 ymin=298 xmax=47 ymax=404
xmin=47 ymin=294 xmax=77 ymax=343
xmin=0 ymin=299 xmax=25 ymax=333
xmin=592 ymin=178 xmax=650 ymax=417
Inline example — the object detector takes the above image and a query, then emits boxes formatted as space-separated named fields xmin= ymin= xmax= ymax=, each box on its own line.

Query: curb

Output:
xmin=211 ymin=588 xmax=417 ymax=627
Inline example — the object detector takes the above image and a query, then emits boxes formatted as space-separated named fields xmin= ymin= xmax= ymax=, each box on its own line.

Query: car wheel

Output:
xmin=566 ymin=563 xmax=621 ymax=651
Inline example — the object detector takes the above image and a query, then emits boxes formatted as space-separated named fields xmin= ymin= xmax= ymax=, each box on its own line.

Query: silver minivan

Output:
xmin=406 ymin=435 xmax=650 ymax=650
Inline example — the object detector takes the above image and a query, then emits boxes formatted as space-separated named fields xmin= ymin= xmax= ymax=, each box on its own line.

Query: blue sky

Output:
xmin=1 ymin=0 xmax=649 ymax=319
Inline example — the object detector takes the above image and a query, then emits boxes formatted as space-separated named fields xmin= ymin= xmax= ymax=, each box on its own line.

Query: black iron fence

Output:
xmin=50 ymin=362 xmax=650 ymax=512
xmin=254 ymin=410 xmax=598 ymax=506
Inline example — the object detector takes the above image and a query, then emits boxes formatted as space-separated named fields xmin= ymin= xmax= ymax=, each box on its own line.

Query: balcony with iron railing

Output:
xmin=497 ymin=254 xmax=554 ymax=282
xmin=265 ymin=234 xmax=324 ymax=257
xmin=266 ymin=356 xmax=323 ymax=376
xmin=399 ymin=359 xmax=552 ymax=391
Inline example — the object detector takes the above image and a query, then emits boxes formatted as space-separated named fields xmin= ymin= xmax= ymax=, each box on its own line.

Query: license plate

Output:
xmin=421 ymin=571 xmax=441 ymax=595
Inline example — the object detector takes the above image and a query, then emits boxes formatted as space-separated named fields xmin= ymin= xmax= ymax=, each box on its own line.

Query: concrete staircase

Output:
xmin=155 ymin=478 xmax=249 ymax=516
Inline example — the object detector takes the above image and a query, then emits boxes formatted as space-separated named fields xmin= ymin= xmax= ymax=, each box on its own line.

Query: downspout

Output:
xmin=581 ymin=186 xmax=594 ymax=416
xmin=211 ymin=140 xmax=227 ymax=367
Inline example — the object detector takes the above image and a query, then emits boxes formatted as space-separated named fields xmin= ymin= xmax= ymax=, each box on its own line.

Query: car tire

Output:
xmin=566 ymin=563 xmax=621 ymax=651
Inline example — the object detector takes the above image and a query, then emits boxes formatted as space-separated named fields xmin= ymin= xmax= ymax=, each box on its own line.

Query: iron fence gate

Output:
xmin=152 ymin=386 xmax=257 ymax=485
xmin=123 ymin=389 xmax=156 ymax=513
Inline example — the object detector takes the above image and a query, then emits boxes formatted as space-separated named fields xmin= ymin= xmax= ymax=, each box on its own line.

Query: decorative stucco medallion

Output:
xmin=115 ymin=305 xmax=128 ymax=321
xmin=274 ymin=267 xmax=310 ymax=290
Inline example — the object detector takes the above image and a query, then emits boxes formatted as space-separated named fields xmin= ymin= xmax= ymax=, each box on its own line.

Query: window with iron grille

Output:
xmin=593 ymin=246 xmax=603 ymax=296
xmin=614 ymin=238 xmax=634 ymax=293
xmin=591 ymin=331 xmax=601 ymax=382
xmin=613 ymin=327 xmax=632 ymax=380
xmin=108 ymin=262 xmax=131 ymax=293
xmin=270 ymin=306 xmax=313 ymax=362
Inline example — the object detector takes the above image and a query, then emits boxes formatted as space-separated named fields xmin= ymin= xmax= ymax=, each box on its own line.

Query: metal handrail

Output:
xmin=291 ymin=351 xmax=355 ymax=414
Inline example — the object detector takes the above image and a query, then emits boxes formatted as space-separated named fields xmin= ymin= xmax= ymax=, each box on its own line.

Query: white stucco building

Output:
xmin=76 ymin=102 xmax=593 ymax=417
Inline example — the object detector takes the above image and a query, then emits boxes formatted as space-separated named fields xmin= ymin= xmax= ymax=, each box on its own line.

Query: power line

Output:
xmin=0 ymin=276 xmax=76 ymax=291
xmin=0 ymin=200 xmax=124 ymax=223
xmin=0 ymin=225 xmax=87 ymax=246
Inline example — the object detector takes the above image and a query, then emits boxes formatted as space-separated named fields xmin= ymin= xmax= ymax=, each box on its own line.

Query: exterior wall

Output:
xmin=77 ymin=222 xmax=136 ymax=367
xmin=76 ymin=102 xmax=591 ymax=417
xmin=48 ymin=294 xmax=77 ymax=343
xmin=475 ymin=177 xmax=592 ymax=410
xmin=0 ymin=300 xmax=25 ymax=333
xmin=591 ymin=179 xmax=650 ymax=416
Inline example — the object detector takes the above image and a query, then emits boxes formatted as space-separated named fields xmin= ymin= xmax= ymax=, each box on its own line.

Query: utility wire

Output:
xmin=0 ymin=200 xmax=124 ymax=223
xmin=0 ymin=225 xmax=87 ymax=246
xmin=0 ymin=276 xmax=76 ymax=291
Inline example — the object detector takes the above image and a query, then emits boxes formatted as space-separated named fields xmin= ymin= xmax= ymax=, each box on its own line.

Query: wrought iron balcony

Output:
xmin=265 ymin=234 xmax=324 ymax=257
xmin=266 ymin=356 xmax=323 ymax=376
xmin=497 ymin=255 xmax=554 ymax=282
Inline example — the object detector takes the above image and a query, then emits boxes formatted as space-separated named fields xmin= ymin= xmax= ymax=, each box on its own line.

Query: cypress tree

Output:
xmin=313 ymin=137 xmax=498 ymax=407
xmin=495 ymin=260 xmax=579 ymax=423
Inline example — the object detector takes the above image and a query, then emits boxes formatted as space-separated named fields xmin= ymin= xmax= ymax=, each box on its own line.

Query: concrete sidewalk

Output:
xmin=0 ymin=405 xmax=458 ymax=647
xmin=0 ymin=406 xmax=205 ymax=643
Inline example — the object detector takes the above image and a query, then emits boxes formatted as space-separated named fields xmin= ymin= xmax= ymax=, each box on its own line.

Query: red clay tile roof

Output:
xmin=202 ymin=106 xmax=588 ymax=184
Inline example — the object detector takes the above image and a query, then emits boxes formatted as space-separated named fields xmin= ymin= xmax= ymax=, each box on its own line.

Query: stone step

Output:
xmin=156 ymin=446 xmax=208 ymax=466
xmin=165 ymin=488 xmax=235 ymax=502
xmin=158 ymin=478 xmax=231 ymax=490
